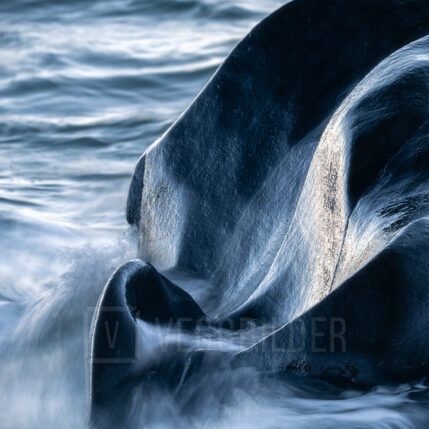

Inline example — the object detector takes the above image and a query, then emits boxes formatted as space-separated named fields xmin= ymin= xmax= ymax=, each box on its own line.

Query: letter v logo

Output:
xmin=105 ymin=321 xmax=119 ymax=349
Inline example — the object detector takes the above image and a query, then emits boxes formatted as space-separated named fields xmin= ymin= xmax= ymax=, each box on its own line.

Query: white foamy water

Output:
xmin=0 ymin=1 xmax=428 ymax=428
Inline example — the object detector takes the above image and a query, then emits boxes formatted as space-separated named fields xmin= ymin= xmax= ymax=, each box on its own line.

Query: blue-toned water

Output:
xmin=0 ymin=1 xmax=428 ymax=428
xmin=0 ymin=0 xmax=280 ymax=291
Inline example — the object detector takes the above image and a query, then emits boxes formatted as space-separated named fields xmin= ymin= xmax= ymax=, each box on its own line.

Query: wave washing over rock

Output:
xmin=87 ymin=0 xmax=429 ymax=427
xmin=1 ymin=0 xmax=428 ymax=428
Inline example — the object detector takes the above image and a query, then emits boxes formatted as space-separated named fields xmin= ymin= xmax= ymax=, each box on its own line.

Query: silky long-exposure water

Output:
xmin=1 ymin=1 xmax=428 ymax=428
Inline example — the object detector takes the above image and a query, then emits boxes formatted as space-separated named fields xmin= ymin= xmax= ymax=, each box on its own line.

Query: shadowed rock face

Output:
xmin=90 ymin=0 xmax=429 ymax=425
xmin=233 ymin=219 xmax=429 ymax=384
xmin=89 ymin=261 xmax=209 ymax=427
xmin=127 ymin=0 xmax=429 ymax=324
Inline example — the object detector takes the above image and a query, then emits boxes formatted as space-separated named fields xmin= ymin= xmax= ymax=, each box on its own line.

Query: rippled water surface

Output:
xmin=0 ymin=0 xmax=282 ymax=291
xmin=0 ymin=1 xmax=428 ymax=428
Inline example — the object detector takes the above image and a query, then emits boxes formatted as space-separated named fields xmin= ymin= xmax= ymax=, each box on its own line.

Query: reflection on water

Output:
xmin=0 ymin=1 xmax=428 ymax=428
